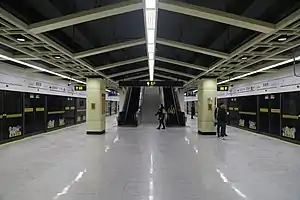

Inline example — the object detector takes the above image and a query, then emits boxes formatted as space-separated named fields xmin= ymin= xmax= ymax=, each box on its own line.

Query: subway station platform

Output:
xmin=0 ymin=116 xmax=300 ymax=200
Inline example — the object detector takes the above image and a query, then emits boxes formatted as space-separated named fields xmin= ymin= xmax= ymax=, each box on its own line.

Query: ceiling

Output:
xmin=0 ymin=0 xmax=300 ymax=90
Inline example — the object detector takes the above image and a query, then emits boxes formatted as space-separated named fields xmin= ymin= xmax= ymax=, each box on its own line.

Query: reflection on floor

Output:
xmin=0 ymin=115 xmax=299 ymax=200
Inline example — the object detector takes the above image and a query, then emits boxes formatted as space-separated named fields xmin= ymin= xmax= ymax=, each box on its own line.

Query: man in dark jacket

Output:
xmin=217 ymin=103 xmax=228 ymax=139
xmin=155 ymin=104 xmax=165 ymax=130
xmin=214 ymin=105 xmax=220 ymax=137
xmin=191 ymin=103 xmax=195 ymax=119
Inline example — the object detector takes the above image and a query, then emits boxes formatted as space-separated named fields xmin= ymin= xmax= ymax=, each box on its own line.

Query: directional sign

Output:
xmin=119 ymin=81 xmax=184 ymax=87
xmin=74 ymin=85 xmax=86 ymax=91
xmin=217 ymin=86 xmax=229 ymax=91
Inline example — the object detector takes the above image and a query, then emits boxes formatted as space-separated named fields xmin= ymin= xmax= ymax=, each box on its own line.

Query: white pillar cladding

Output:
xmin=197 ymin=78 xmax=217 ymax=135
xmin=86 ymin=78 xmax=106 ymax=134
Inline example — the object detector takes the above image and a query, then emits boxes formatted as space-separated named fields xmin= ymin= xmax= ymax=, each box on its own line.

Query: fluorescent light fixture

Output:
xmin=148 ymin=44 xmax=155 ymax=53
xmin=0 ymin=54 xmax=86 ymax=84
xmin=218 ymin=56 xmax=300 ymax=85
xmin=144 ymin=0 xmax=158 ymax=81
xmin=16 ymin=38 xmax=26 ymax=42
xmin=241 ymin=57 xmax=248 ymax=60
xmin=193 ymin=90 xmax=198 ymax=93
xmin=278 ymin=37 xmax=287 ymax=41
xmin=149 ymin=59 xmax=154 ymax=81
xmin=149 ymin=52 xmax=154 ymax=60
xmin=146 ymin=9 xmax=156 ymax=29
xmin=147 ymin=29 xmax=155 ymax=44
xmin=106 ymin=89 xmax=111 ymax=92
xmin=145 ymin=0 xmax=156 ymax=9
xmin=54 ymin=56 xmax=61 ymax=59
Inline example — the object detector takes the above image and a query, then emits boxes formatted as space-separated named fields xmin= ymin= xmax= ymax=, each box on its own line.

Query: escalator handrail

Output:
xmin=171 ymin=87 xmax=180 ymax=125
xmin=124 ymin=87 xmax=132 ymax=123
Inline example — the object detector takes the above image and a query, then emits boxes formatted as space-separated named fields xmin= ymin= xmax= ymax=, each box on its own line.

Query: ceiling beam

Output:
xmin=155 ymin=66 xmax=195 ymax=78
xmin=155 ymin=73 xmax=187 ymax=82
xmin=74 ymin=38 xmax=146 ymax=59
xmin=109 ymin=66 xmax=148 ymax=78
xmin=156 ymin=56 xmax=207 ymax=71
xmin=123 ymin=74 xmax=149 ymax=81
xmin=28 ymin=0 xmax=143 ymax=34
xmin=158 ymin=1 xmax=275 ymax=33
xmin=96 ymin=56 xmax=147 ymax=71
xmin=0 ymin=54 xmax=41 ymax=61
xmin=157 ymin=38 xmax=229 ymax=59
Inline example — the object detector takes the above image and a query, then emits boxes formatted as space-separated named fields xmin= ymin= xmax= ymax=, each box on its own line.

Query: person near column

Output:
xmin=214 ymin=104 xmax=220 ymax=137
xmin=191 ymin=103 xmax=195 ymax=119
xmin=217 ymin=103 xmax=228 ymax=139
xmin=155 ymin=104 xmax=166 ymax=130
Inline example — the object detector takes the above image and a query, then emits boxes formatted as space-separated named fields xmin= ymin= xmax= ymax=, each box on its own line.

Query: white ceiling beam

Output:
xmin=123 ymin=74 xmax=149 ymax=81
xmin=158 ymin=1 xmax=275 ymax=33
xmin=263 ymin=56 xmax=292 ymax=61
xmin=155 ymin=66 xmax=195 ymax=78
xmin=0 ymin=54 xmax=41 ymax=61
xmin=96 ymin=56 xmax=147 ymax=71
xmin=109 ymin=66 xmax=148 ymax=78
xmin=157 ymin=38 xmax=230 ymax=59
xmin=155 ymin=73 xmax=187 ymax=82
xmin=28 ymin=0 xmax=143 ymax=34
xmin=74 ymin=38 xmax=146 ymax=59
xmin=156 ymin=56 xmax=207 ymax=71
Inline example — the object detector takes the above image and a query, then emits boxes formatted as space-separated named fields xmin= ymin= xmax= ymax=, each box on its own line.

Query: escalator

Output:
xmin=163 ymin=87 xmax=186 ymax=126
xmin=118 ymin=87 xmax=141 ymax=126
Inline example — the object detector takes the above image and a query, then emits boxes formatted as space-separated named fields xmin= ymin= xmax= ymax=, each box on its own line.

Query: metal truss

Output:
xmin=183 ymin=8 xmax=300 ymax=88
xmin=0 ymin=7 xmax=118 ymax=86
xmin=0 ymin=1 xmax=299 ymax=89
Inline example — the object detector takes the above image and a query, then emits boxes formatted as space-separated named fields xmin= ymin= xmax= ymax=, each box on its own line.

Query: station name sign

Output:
xmin=119 ymin=81 xmax=184 ymax=87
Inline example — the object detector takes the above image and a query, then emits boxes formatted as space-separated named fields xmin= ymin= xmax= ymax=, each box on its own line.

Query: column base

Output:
xmin=86 ymin=130 xmax=105 ymax=135
xmin=198 ymin=130 xmax=216 ymax=135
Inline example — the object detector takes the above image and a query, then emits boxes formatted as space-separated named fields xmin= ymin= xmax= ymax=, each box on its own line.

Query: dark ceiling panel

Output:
xmin=176 ymin=0 xmax=300 ymax=24
xmin=156 ymin=44 xmax=220 ymax=67
xmin=0 ymin=0 xmax=126 ymax=24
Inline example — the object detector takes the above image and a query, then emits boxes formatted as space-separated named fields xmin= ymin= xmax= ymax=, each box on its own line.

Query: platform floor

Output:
xmin=0 ymin=116 xmax=300 ymax=200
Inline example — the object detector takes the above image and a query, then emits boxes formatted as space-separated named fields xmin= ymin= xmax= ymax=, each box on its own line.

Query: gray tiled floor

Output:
xmin=1 ymin=116 xmax=300 ymax=200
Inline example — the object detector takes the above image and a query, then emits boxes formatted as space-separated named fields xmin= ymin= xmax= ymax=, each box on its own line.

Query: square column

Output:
xmin=197 ymin=78 xmax=217 ymax=135
xmin=86 ymin=78 xmax=106 ymax=134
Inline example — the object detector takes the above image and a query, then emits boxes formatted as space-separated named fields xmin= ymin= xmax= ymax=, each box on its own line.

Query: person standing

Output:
xmin=217 ymin=103 xmax=228 ymax=139
xmin=191 ymin=103 xmax=195 ymax=119
xmin=155 ymin=104 xmax=166 ymax=130
xmin=214 ymin=105 xmax=220 ymax=137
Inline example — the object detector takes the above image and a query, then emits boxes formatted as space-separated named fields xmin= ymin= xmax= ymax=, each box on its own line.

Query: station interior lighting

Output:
xmin=218 ymin=55 xmax=300 ymax=85
xmin=0 ymin=54 xmax=86 ymax=84
xmin=16 ymin=38 xmax=26 ymax=42
xmin=145 ymin=0 xmax=157 ymax=81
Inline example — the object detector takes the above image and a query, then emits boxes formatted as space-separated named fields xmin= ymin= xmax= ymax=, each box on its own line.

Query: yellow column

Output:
xmin=197 ymin=78 xmax=217 ymax=135
xmin=86 ymin=78 xmax=106 ymax=134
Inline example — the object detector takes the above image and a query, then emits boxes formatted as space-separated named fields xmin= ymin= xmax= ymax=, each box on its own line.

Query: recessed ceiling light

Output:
xmin=241 ymin=57 xmax=248 ymax=60
xmin=16 ymin=38 xmax=25 ymax=42
xmin=278 ymin=37 xmax=287 ymax=41
xmin=54 ymin=56 xmax=61 ymax=59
